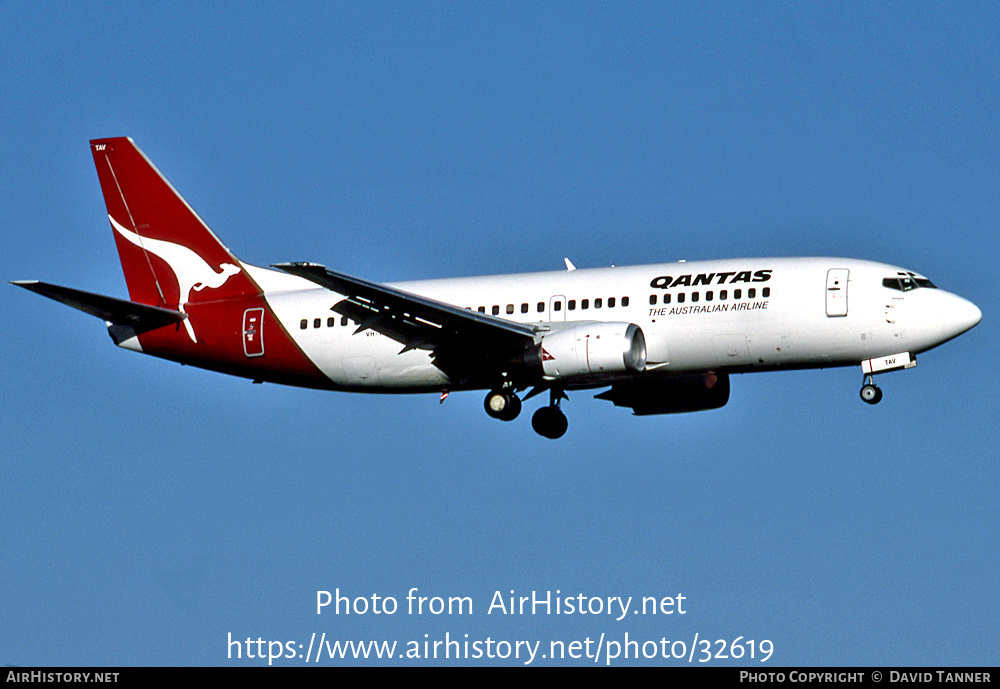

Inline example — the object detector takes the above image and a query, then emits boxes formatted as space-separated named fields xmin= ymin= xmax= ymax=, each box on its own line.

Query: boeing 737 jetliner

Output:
xmin=13 ymin=138 xmax=982 ymax=438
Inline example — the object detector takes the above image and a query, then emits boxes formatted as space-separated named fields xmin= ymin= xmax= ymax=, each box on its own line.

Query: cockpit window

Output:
xmin=882 ymin=274 xmax=937 ymax=292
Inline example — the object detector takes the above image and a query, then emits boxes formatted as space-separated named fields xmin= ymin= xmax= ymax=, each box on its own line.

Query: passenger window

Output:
xmin=492 ymin=305 xmax=500 ymax=315
xmin=608 ymin=297 xmax=616 ymax=308
xmin=327 ymin=317 xmax=335 ymax=327
xmin=478 ymin=306 xmax=486 ymax=313
xmin=720 ymin=290 xmax=727 ymax=300
xmin=762 ymin=287 xmax=770 ymax=298
xmin=537 ymin=302 xmax=545 ymax=313
xmin=706 ymin=291 xmax=713 ymax=301
xmin=748 ymin=288 xmax=756 ymax=299
xmin=664 ymin=294 xmax=671 ymax=304
xmin=595 ymin=298 xmax=602 ymax=308
xmin=300 ymin=319 xmax=308 ymax=329
xmin=622 ymin=296 xmax=629 ymax=306
xmin=313 ymin=318 xmax=321 ymax=328
xmin=521 ymin=303 xmax=529 ymax=314
xmin=678 ymin=293 xmax=685 ymax=304
xmin=341 ymin=316 xmax=349 ymax=326
xmin=734 ymin=289 xmax=742 ymax=299
xmin=581 ymin=299 xmax=589 ymax=310
xmin=506 ymin=304 xmax=514 ymax=314
xmin=691 ymin=292 xmax=699 ymax=303
xmin=649 ymin=294 xmax=657 ymax=305
xmin=554 ymin=301 xmax=562 ymax=311
xmin=568 ymin=300 xmax=576 ymax=310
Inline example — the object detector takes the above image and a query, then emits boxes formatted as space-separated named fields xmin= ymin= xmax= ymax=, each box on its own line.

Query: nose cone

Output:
xmin=941 ymin=293 xmax=982 ymax=341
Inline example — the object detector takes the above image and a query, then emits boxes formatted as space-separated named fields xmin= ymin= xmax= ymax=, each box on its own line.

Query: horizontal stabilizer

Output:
xmin=11 ymin=280 xmax=186 ymax=331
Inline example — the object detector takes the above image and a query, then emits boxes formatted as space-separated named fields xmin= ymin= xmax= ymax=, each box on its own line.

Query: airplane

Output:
xmin=12 ymin=137 xmax=982 ymax=439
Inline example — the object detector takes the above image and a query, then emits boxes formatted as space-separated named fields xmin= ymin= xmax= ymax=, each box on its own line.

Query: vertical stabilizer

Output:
xmin=15 ymin=138 xmax=332 ymax=389
xmin=89 ymin=138 xmax=260 ymax=320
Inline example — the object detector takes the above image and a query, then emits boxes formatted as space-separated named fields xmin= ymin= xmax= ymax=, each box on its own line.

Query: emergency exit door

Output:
xmin=549 ymin=295 xmax=566 ymax=322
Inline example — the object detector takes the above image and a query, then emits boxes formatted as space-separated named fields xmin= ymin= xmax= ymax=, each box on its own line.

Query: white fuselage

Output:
xmin=243 ymin=257 xmax=981 ymax=392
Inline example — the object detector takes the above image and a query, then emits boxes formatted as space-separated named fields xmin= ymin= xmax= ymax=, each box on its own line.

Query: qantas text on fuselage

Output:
xmin=12 ymin=138 xmax=981 ymax=438
xmin=649 ymin=270 xmax=772 ymax=289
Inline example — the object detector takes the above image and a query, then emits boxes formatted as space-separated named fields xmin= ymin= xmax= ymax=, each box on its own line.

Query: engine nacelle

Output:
xmin=595 ymin=373 xmax=730 ymax=415
xmin=535 ymin=322 xmax=647 ymax=379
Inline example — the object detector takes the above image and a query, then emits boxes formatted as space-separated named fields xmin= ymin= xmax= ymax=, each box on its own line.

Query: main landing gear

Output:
xmin=531 ymin=389 xmax=568 ymax=440
xmin=859 ymin=374 xmax=883 ymax=405
xmin=484 ymin=388 xmax=521 ymax=421
xmin=483 ymin=385 xmax=568 ymax=438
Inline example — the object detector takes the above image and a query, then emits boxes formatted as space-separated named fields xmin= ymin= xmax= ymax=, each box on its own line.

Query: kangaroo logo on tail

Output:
xmin=109 ymin=215 xmax=241 ymax=342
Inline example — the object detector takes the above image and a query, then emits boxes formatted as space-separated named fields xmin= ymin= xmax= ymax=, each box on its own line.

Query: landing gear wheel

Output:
xmin=484 ymin=389 xmax=521 ymax=421
xmin=532 ymin=406 xmax=568 ymax=439
xmin=860 ymin=383 xmax=882 ymax=405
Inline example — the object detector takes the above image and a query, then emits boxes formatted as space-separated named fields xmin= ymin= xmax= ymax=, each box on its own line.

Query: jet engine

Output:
xmin=532 ymin=322 xmax=646 ymax=379
xmin=595 ymin=373 xmax=730 ymax=415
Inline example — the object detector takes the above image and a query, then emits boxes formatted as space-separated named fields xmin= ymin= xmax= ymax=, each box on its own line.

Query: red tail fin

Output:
xmin=83 ymin=138 xmax=328 ymax=387
xmin=90 ymin=138 xmax=259 ymax=312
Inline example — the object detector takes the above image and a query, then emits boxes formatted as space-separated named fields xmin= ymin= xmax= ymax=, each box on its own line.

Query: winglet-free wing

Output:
xmin=272 ymin=263 xmax=538 ymax=341
xmin=11 ymin=280 xmax=186 ymax=332
xmin=272 ymin=263 xmax=541 ymax=382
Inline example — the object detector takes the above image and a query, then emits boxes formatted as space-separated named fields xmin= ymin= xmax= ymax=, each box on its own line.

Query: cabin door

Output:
xmin=826 ymin=269 xmax=849 ymax=317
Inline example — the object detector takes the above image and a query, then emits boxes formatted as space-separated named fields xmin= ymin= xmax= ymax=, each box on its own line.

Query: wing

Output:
xmin=272 ymin=263 xmax=540 ymax=385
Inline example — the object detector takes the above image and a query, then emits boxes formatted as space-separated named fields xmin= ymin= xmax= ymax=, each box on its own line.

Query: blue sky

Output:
xmin=1 ymin=2 xmax=997 ymax=666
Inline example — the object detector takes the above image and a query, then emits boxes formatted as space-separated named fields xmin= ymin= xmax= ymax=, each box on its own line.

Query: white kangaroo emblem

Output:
xmin=109 ymin=215 xmax=241 ymax=342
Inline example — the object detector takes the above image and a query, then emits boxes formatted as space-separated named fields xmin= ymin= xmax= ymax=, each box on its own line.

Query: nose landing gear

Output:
xmin=860 ymin=374 xmax=883 ymax=405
